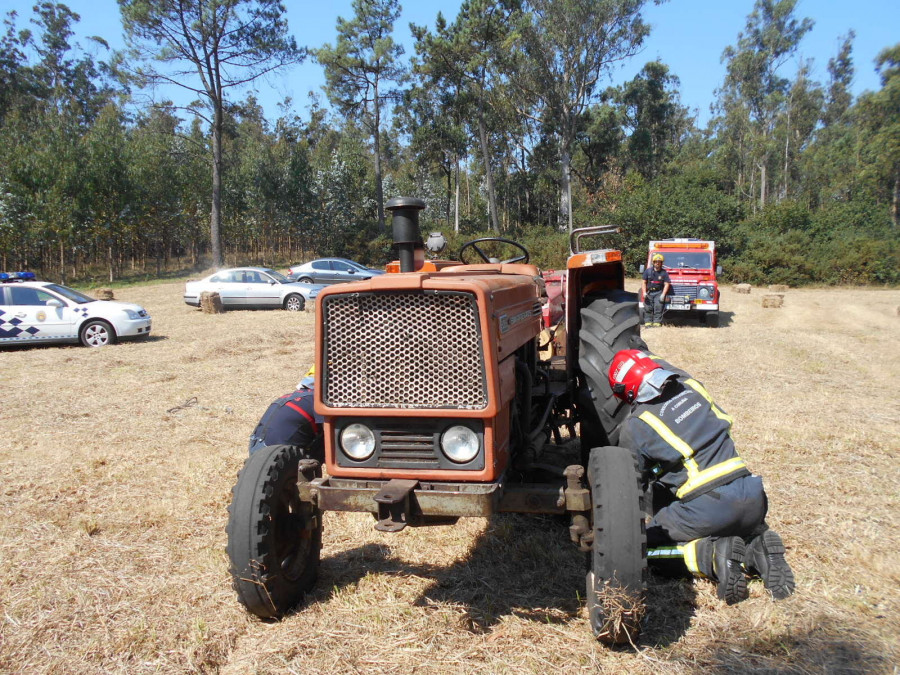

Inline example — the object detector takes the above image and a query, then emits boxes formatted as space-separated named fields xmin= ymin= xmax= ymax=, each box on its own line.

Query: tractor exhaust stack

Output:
xmin=386 ymin=197 xmax=426 ymax=273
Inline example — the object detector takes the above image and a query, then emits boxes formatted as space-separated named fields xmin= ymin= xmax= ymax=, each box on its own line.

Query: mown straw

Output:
xmin=1 ymin=279 xmax=898 ymax=674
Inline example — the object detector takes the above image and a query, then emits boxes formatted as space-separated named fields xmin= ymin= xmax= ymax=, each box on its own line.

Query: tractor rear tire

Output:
xmin=226 ymin=444 xmax=322 ymax=619
xmin=579 ymin=291 xmax=646 ymax=445
xmin=586 ymin=446 xmax=647 ymax=645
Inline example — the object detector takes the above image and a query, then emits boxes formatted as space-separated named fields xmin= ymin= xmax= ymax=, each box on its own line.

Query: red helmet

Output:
xmin=608 ymin=349 xmax=677 ymax=403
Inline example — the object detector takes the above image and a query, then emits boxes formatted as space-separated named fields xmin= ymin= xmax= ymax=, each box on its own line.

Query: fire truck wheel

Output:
xmin=705 ymin=311 xmax=719 ymax=327
xmin=579 ymin=291 xmax=646 ymax=445
xmin=585 ymin=446 xmax=647 ymax=645
xmin=226 ymin=444 xmax=322 ymax=619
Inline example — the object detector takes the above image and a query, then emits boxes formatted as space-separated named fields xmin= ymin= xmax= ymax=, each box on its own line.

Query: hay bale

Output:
xmin=97 ymin=288 xmax=115 ymax=300
xmin=200 ymin=291 xmax=225 ymax=314
xmin=762 ymin=293 xmax=784 ymax=308
xmin=768 ymin=284 xmax=790 ymax=292
xmin=734 ymin=283 xmax=752 ymax=294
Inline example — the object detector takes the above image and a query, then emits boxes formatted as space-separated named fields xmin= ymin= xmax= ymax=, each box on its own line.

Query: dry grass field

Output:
xmin=1 ymin=277 xmax=899 ymax=674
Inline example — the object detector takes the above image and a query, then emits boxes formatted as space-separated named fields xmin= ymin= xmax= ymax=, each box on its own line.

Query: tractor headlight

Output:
xmin=440 ymin=425 xmax=480 ymax=464
xmin=340 ymin=424 xmax=375 ymax=461
xmin=698 ymin=285 xmax=713 ymax=300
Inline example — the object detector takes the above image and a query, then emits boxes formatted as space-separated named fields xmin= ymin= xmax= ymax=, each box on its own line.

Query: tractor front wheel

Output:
xmin=578 ymin=291 xmax=646 ymax=445
xmin=226 ymin=444 xmax=322 ymax=619
xmin=585 ymin=446 xmax=647 ymax=645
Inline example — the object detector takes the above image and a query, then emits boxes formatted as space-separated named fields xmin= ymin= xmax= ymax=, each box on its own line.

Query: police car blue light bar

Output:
xmin=0 ymin=271 xmax=36 ymax=282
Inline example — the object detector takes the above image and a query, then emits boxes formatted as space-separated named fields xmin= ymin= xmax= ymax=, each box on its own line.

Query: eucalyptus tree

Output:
xmin=856 ymin=44 xmax=900 ymax=229
xmin=412 ymin=1 xmax=519 ymax=234
xmin=616 ymin=61 xmax=692 ymax=180
xmin=509 ymin=0 xmax=652 ymax=232
xmin=396 ymin=81 xmax=467 ymax=229
xmin=314 ymin=0 xmax=405 ymax=233
xmin=714 ymin=0 xmax=813 ymax=210
xmin=119 ymin=0 xmax=303 ymax=267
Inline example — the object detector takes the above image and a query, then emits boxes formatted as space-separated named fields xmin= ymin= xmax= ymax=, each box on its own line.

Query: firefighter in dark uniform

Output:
xmin=248 ymin=367 xmax=324 ymax=461
xmin=642 ymin=253 xmax=671 ymax=327
xmin=609 ymin=349 xmax=795 ymax=603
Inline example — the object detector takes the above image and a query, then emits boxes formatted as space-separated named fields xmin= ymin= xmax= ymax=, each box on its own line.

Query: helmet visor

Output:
xmin=635 ymin=368 xmax=677 ymax=402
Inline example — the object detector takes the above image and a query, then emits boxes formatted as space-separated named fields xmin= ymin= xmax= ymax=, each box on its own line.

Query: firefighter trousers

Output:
xmin=646 ymin=475 xmax=768 ymax=577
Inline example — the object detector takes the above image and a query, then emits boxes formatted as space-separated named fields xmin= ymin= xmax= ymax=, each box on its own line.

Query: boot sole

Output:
xmin=757 ymin=530 xmax=795 ymax=599
xmin=718 ymin=537 xmax=749 ymax=605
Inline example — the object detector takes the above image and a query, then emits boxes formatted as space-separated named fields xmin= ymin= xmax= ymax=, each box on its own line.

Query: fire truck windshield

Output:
xmin=655 ymin=251 xmax=712 ymax=270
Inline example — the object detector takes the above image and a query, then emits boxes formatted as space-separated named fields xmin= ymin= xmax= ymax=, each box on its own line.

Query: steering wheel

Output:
xmin=458 ymin=237 xmax=530 ymax=265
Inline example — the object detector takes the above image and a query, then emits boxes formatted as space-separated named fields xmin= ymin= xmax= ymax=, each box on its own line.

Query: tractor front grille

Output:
xmin=322 ymin=291 xmax=488 ymax=410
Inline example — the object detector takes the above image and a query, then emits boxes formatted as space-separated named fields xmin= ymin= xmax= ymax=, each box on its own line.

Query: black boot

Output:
xmin=745 ymin=529 xmax=795 ymax=599
xmin=694 ymin=536 xmax=748 ymax=604
xmin=712 ymin=536 xmax=749 ymax=604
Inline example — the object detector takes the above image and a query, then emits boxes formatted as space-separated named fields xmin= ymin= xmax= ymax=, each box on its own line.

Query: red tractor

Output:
xmin=227 ymin=197 xmax=649 ymax=643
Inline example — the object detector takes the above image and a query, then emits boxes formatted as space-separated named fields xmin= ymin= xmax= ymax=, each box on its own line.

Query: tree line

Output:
xmin=0 ymin=0 xmax=897 ymax=286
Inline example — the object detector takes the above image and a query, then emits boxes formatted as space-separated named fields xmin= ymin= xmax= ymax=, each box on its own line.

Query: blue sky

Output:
xmin=4 ymin=0 xmax=898 ymax=127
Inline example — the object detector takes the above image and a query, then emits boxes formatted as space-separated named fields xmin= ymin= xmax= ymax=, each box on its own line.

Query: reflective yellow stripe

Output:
xmin=684 ymin=378 xmax=733 ymax=425
xmin=638 ymin=411 xmax=701 ymax=477
xmin=647 ymin=547 xmax=683 ymax=559
xmin=683 ymin=540 xmax=704 ymax=577
xmin=676 ymin=456 xmax=748 ymax=499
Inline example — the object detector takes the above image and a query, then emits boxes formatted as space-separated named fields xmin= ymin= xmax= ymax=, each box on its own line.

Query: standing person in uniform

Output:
xmin=642 ymin=253 xmax=671 ymax=327
xmin=608 ymin=349 xmax=795 ymax=603
xmin=248 ymin=366 xmax=324 ymax=461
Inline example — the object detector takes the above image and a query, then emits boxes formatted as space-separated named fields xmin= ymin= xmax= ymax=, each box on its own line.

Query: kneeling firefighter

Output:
xmin=248 ymin=366 xmax=324 ymax=461
xmin=608 ymin=349 xmax=795 ymax=603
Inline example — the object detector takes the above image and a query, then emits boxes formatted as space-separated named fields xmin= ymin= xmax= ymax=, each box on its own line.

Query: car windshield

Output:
xmin=263 ymin=269 xmax=290 ymax=283
xmin=656 ymin=252 xmax=712 ymax=270
xmin=44 ymin=284 xmax=96 ymax=304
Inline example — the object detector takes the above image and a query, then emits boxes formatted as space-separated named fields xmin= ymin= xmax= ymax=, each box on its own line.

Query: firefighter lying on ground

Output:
xmin=608 ymin=349 xmax=795 ymax=603
xmin=248 ymin=367 xmax=324 ymax=461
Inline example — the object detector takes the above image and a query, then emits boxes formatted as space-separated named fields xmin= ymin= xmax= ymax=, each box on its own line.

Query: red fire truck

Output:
xmin=639 ymin=239 xmax=722 ymax=327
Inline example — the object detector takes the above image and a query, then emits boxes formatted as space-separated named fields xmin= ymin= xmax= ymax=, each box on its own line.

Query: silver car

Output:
xmin=286 ymin=258 xmax=385 ymax=285
xmin=183 ymin=267 xmax=324 ymax=311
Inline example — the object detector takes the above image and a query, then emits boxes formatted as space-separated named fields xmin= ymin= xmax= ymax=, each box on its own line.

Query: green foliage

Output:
xmin=0 ymin=2 xmax=896 ymax=289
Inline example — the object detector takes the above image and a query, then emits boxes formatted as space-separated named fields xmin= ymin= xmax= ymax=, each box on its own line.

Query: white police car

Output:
xmin=0 ymin=272 xmax=152 ymax=347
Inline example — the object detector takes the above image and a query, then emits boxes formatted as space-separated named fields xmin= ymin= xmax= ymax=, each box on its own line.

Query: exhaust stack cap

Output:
xmin=386 ymin=197 xmax=426 ymax=273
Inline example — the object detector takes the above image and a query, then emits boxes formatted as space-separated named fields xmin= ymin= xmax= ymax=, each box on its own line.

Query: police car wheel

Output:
xmin=284 ymin=294 xmax=305 ymax=312
xmin=80 ymin=319 xmax=116 ymax=347
xmin=226 ymin=444 xmax=322 ymax=619
xmin=585 ymin=446 xmax=647 ymax=645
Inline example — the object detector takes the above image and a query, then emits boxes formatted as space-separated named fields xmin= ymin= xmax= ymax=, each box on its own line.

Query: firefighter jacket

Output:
xmin=248 ymin=388 xmax=323 ymax=455
xmin=642 ymin=266 xmax=671 ymax=293
xmin=618 ymin=367 xmax=751 ymax=502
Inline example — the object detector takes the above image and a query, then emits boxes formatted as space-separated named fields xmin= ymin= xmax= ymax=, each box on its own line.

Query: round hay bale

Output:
xmin=97 ymin=288 xmax=115 ymax=300
xmin=734 ymin=283 xmax=752 ymax=294
xmin=762 ymin=293 xmax=784 ymax=308
xmin=768 ymin=284 xmax=790 ymax=292
xmin=200 ymin=291 xmax=225 ymax=314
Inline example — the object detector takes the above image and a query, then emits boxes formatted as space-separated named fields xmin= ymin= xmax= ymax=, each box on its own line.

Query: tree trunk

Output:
xmin=211 ymin=102 xmax=224 ymax=269
xmin=476 ymin=107 xmax=500 ymax=234
xmin=454 ymin=159 xmax=460 ymax=233
xmin=560 ymin=139 xmax=573 ymax=233
xmin=373 ymin=83 xmax=386 ymax=234
xmin=759 ymin=162 xmax=767 ymax=210
xmin=59 ymin=240 xmax=65 ymax=284
xmin=892 ymin=169 xmax=899 ymax=229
